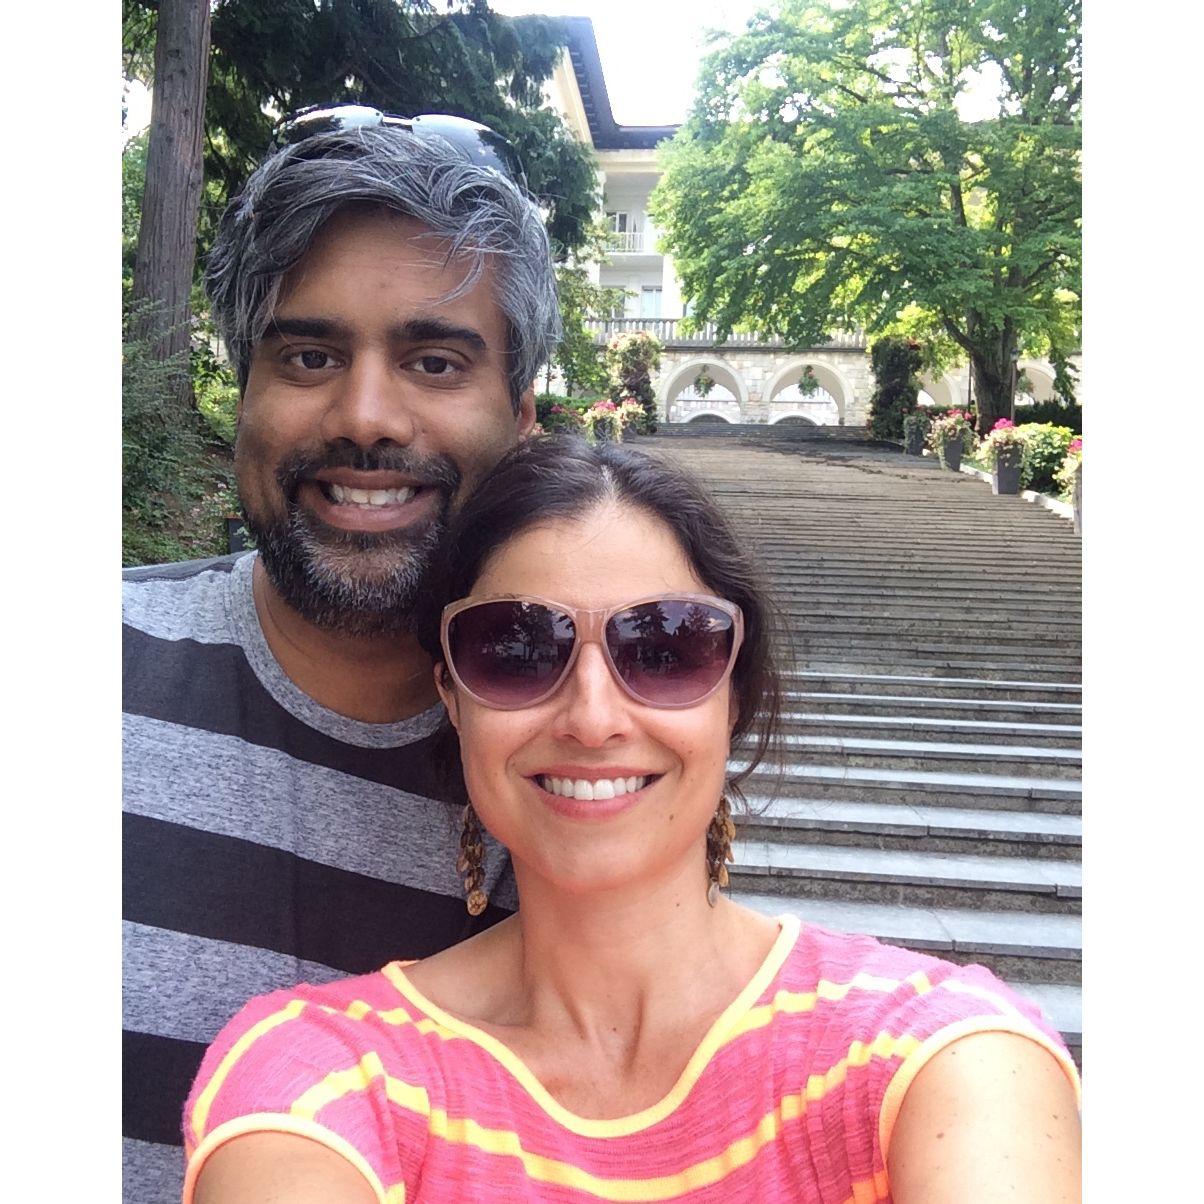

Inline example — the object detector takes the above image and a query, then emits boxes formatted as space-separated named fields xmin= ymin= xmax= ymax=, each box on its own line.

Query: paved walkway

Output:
xmin=643 ymin=432 xmax=1082 ymax=1058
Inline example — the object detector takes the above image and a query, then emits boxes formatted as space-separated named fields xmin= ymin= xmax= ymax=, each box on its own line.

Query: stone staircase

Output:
xmin=642 ymin=431 xmax=1082 ymax=1061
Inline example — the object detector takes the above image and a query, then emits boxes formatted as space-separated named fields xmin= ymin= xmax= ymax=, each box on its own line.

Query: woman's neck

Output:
xmin=499 ymin=860 xmax=781 ymax=1050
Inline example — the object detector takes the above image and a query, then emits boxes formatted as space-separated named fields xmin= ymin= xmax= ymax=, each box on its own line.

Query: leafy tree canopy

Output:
xmin=123 ymin=0 xmax=598 ymax=261
xmin=650 ymin=0 xmax=1081 ymax=430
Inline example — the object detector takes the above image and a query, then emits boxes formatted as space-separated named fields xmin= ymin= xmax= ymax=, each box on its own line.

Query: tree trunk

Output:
xmin=968 ymin=325 xmax=1019 ymax=435
xmin=131 ymin=0 xmax=212 ymax=419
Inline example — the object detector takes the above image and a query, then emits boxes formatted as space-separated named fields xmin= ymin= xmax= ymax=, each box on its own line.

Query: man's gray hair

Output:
xmin=205 ymin=127 xmax=561 ymax=409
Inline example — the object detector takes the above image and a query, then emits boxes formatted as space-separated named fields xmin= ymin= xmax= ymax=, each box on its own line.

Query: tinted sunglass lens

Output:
xmin=607 ymin=601 xmax=735 ymax=705
xmin=449 ymin=602 xmax=574 ymax=706
xmin=276 ymin=104 xmax=383 ymax=145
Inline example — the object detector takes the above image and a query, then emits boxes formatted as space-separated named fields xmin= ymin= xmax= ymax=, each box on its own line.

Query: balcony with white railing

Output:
xmin=586 ymin=317 xmax=866 ymax=351
xmin=604 ymin=229 xmax=655 ymax=254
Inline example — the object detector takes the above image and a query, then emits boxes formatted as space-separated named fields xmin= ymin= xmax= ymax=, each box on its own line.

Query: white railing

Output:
xmin=586 ymin=317 xmax=866 ymax=350
xmin=605 ymin=230 xmax=651 ymax=253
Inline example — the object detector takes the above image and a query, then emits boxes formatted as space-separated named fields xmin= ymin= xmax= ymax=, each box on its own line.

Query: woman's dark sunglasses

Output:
xmin=272 ymin=104 xmax=527 ymax=188
xmin=440 ymin=594 xmax=744 ymax=711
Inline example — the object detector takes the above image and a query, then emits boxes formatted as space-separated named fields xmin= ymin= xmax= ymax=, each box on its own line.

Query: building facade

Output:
xmin=546 ymin=17 xmax=1078 ymax=427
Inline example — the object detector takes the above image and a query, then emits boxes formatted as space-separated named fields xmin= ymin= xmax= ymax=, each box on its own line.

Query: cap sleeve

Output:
xmin=843 ymin=957 xmax=1081 ymax=1166
xmin=182 ymin=986 xmax=430 ymax=1203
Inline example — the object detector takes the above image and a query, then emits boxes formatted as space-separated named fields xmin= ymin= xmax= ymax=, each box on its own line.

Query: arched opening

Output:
xmin=686 ymin=412 xmax=733 ymax=424
xmin=918 ymin=372 xmax=960 ymax=409
xmin=764 ymin=360 xmax=850 ymax=425
xmin=663 ymin=359 xmax=747 ymax=424
xmin=770 ymin=414 xmax=818 ymax=426
xmin=1015 ymin=362 xmax=1058 ymax=408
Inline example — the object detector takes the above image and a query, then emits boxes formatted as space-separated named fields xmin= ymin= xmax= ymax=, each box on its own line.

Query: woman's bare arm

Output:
xmin=192 ymin=1133 xmax=380 ymax=1204
xmin=887 ymin=1031 xmax=1081 ymax=1204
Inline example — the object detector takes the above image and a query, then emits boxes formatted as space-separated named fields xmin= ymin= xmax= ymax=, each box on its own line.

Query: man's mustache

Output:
xmin=274 ymin=444 xmax=462 ymax=497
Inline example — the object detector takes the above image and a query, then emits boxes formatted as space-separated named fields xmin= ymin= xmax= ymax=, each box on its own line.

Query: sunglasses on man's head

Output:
xmin=440 ymin=594 xmax=744 ymax=711
xmin=272 ymin=104 xmax=527 ymax=188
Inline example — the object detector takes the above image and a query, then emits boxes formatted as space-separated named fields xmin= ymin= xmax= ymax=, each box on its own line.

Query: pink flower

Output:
xmin=593 ymin=400 xmax=617 ymax=412
xmin=992 ymin=418 xmax=1015 ymax=431
xmin=1069 ymin=437 xmax=1082 ymax=453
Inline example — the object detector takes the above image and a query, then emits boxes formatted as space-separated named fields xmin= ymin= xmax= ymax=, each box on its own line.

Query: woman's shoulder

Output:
xmin=772 ymin=916 xmax=1069 ymax=1057
xmin=184 ymin=965 xmax=432 ymax=1159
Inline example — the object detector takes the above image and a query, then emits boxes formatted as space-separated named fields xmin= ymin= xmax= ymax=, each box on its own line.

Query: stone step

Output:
xmin=783 ymin=663 xmax=1082 ymax=687
xmin=730 ymin=839 xmax=1081 ymax=914
xmin=738 ymin=765 xmax=1081 ymax=814
xmin=768 ymin=734 xmax=1081 ymax=780
xmin=784 ymin=654 xmax=1080 ymax=680
xmin=775 ymin=713 xmax=1082 ymax=748
xmin=781 ymin=671 xmax=1081 ymax=701
xmin=735 ymin=797 xmax=1080 ymax=860
xmin=733 ymin=892 xmax=1081 ymax=979
xmin=771 ymin=602 xmax=1083 ymax=628
xmin=783 ymin=692 xmax=1081 ymax=724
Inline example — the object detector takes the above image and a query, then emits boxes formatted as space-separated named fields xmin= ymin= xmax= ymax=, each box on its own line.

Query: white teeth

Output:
xmin=328 ymin=483 xmax=416 ymax=506
xmin=538 ymin=775 xmax=650 ymax=799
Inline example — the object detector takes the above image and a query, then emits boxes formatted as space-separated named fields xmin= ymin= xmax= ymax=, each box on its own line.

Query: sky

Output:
xmin=488 ymin=0 xmax=764 ymax=126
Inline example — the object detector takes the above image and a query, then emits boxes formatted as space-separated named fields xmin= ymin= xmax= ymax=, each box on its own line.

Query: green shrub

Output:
xmin=1014 ymin=399 xmax=1082 ymax=434
xmin=1016 ymin=424 xmax=1074 ymax=493
xmin=604 ymin=331 xmax=662 ymax=433
xmin=866 ymin=337 xmax=922 ymax=440
xmin=123 ymin=302 xmax=239 ymax=566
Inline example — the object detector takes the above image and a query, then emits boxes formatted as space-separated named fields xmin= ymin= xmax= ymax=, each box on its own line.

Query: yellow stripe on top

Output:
xmin=407 ymin=1030 xmax=918 ymax=1201
xmin=189 ymin=999 xmax=307 ymax=1141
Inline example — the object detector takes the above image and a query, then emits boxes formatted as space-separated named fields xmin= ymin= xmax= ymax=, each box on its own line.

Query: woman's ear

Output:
xmin=434 ymin=664 xmax=461 ymax=729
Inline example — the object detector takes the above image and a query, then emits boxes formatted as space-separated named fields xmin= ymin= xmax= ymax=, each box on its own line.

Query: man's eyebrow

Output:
xmin=392 ymin=317 xmax=488 ymax=353
xmin=262 ymin=317 xmax=350 ymax=342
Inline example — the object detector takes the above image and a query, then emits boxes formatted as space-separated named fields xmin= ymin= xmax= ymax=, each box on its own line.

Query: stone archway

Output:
xmin=686 ymin=412 xmax=734 ymax=424
xmin=1016 ymin=361 xmax=1058 ymax=404
xmin=918 ymin=372 xmax=961 ymax=409
xmin=662 ymin=358 xmax=747 ymax=424
xmin=769 ymin=413 xmax=818 ymax=426
xmin=764 ymin=359 xmax=852 ymax=425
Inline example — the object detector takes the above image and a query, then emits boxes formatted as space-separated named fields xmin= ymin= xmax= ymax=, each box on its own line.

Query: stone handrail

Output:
xmin=586 ymin=318 xmax=865 ymax=350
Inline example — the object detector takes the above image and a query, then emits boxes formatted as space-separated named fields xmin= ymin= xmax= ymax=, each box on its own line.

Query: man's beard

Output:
xmin=242 ymin=444 xmax=461 ymax=638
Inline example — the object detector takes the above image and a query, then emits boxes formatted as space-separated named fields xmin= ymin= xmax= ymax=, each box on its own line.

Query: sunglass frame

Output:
xmin=271 ymin=104 xmax=527 ymax=186
xmin=440 ymin=592 xmax=745 ymax=711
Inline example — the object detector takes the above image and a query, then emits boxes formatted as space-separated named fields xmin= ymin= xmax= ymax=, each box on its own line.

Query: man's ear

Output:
xmin=435 ymin=664 xmax=461 ymax=728
xmin=516 ymin=387 xmax=537 ymax=440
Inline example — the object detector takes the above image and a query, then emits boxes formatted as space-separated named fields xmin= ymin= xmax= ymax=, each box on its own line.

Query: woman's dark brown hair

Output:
xmin=418 ymin=435 xmax=784 ymax=806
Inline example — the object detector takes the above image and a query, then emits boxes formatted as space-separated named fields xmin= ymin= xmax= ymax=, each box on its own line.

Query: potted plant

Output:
xmin=927 ymin=409 xmax=975 ymax=471
xmin=902 ymin=411 xmax=930 ymax=456
xmin=1055 ymin=436 xmax=1082 ymax=534
xmin=978 ymin=419 xmax=1026 ymax=494
xmin=799 ymin=365 xmax=820 ymax=396
xmin=693 ymin=366 xmax=715 ymax=398
xmin=582 ymin=399 xmax=620 ymax=443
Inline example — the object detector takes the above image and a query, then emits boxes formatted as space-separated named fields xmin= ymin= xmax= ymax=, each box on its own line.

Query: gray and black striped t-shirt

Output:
xmin=122 ymin=551 xmax=515 ymax=1204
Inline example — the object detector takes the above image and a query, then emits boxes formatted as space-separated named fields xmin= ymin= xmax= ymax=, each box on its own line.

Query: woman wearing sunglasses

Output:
xmin=183 ymin=439 xmax=1080 ymax=1202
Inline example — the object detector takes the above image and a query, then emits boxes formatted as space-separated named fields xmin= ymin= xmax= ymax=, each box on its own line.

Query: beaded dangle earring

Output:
xmin=457 ymin=804 xmax=488 ymax=917
xmin=705 ymin=795 xmax=737 ymax=906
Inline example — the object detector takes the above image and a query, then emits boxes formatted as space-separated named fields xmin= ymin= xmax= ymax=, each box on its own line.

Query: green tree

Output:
xmin=123 ymin=1 xmax=599 ymax=265
xmin=552 ymin=265 xmax=625 ymax=397
xmin=650 ymin=0 xmax=1081 ymax=434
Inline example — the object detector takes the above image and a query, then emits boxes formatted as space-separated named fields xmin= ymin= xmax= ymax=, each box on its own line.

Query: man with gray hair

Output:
xmin=123 ymin=109 xmax=560 ymax=1201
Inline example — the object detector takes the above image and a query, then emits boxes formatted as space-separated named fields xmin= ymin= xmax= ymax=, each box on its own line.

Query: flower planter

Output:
xmin=904 ymin=428 xmax=925 ymax=456
xmin=939 ymin=437 xmax=963 ymax=471
xmin=1073 ymin=467 xmax=1082 ymax=535
xmin=991 ymin=445 xmax=1023 ymax=495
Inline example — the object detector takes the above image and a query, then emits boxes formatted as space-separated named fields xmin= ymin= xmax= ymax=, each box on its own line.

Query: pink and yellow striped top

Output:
xmin=183 ymin=915 xmax=1079 ymax=1202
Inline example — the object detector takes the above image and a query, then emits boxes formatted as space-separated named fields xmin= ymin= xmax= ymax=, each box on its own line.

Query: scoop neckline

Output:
xmin=382 ymin=913 xmax=801 ymax=1138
